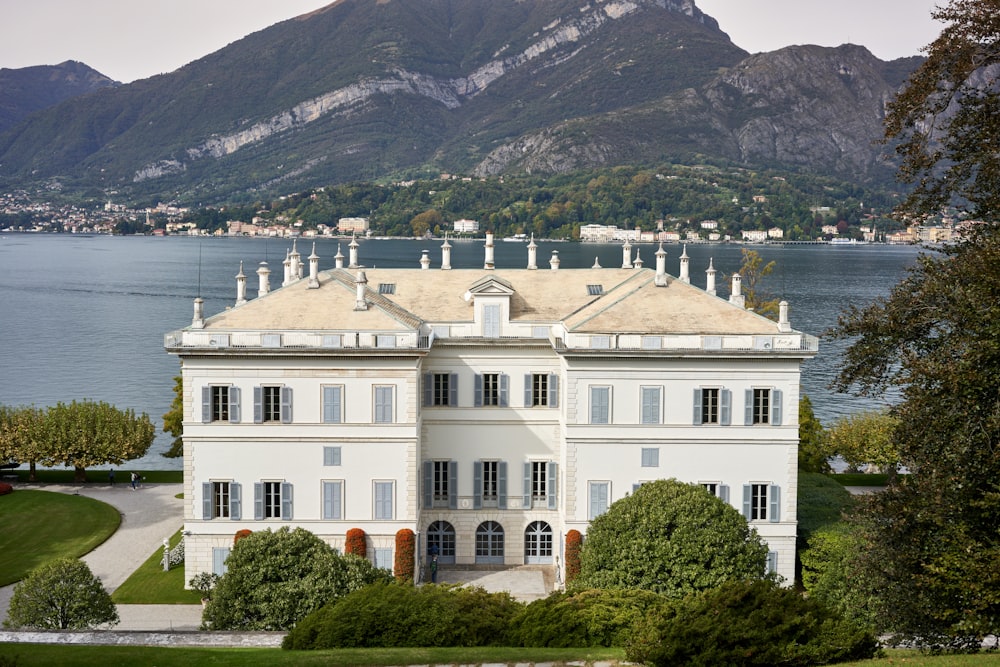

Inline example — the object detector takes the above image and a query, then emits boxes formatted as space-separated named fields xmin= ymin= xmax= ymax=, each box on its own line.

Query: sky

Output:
xmin=0 ymin=0 xmax=943 ymax=84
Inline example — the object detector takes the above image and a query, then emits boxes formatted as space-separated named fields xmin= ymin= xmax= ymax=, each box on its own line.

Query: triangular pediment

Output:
xmin=468 ymin=275 xmax=515 ymax=296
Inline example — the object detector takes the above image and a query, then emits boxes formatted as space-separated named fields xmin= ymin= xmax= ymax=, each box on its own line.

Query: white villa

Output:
xmin=165 ymin=233 xmax=817 ymax=587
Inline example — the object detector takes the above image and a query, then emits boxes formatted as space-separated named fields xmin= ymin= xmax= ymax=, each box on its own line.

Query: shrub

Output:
xmin=233 ymin=529 xmax=252 ymax=545
xmin=564 ymin=530 xmax=582 ymax=585
xmin=509 ymin=588 xmax=670 ymax=648
xmin=0 ymin=483 xmax=12 ymax=495
xmin=625 ymin=579 xmax=878 ymax=666
xmin=189 ymin=572 xmax=220 ymax=600
xmin=284 ymin=581 xmax=522 ymax=650
xmin=345 ymin=527 xmax=366 ymax=558
xmin=4 ymin=558 xmax=118 ymax=630
xmin=394 ymin=529 xmax=415 ymax=583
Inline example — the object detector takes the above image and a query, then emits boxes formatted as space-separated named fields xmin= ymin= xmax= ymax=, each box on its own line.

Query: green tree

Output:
xmin=162 ymin=376 xmax=184 ymax=458
xmin=797 ymin=394 xmax=828 ymax=473
xmin=799 ymin=523 xmax=876 ymax=629
xmin=825 ymin=410 xmax=900 ymax=476
xmin=0 ymin=405 xmax=45 ymax=481
xmin=4 ymin=558 xmax=118 ymax=630
xmin=731 ymin=249 xmax=779 ymax=320
xmin=39 ymin=400 xmax=155 ymax=482
xmin=203 ymin=526 xmax=392 ymax=630
xmin=409 ymin=209 xmax=442 ymax=238
xmin=883 ymin=0 xmax=1000 ymax=220
xmin=574 ymin=479 xmax=769 ymax=597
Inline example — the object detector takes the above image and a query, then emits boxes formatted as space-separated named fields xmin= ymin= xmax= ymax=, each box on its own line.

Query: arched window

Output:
xmin=524 ymin=521 xmax=553 ymax=564
xmin=426 ymin=520 xmax=456 ymax=564
xmin=475 ymin=520 xmax=504 ymax=564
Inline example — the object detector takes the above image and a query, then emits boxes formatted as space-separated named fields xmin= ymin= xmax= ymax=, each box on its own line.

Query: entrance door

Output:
xmin=524 ymin=521 xmax=553 ymax=564
xmin=426 ymin=520 xmax=456 ymax=564
xmin=475 ymin=521 xmax=504 ymax=564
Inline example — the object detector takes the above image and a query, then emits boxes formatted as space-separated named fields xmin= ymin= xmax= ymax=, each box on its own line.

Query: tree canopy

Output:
xmin=4 ymin=558 xmax=118 ymax=630
xmin=573 ymin=479 xmax=769 ymax=597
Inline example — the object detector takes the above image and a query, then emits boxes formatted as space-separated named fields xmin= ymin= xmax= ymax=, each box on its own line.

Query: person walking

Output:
xmin=108 ymin=469 xmax=115 ymax=486
xmin=130 ymin=472 xmax=139 ymax=490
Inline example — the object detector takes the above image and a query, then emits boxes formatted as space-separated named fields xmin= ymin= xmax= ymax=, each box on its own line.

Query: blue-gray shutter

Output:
xmin=522 ymin=462 xmax=532 ymax=509
xmin=212 ymin=547 xmax=229 ymax=576
xmin=484 ymin=304 xmax=500 ymax=337
xmin=744 ymin=389 xmax=753 ymax=425
xmin=280 ymin=386 xmax=293 ymax=423
xmin=590 ymin=482 xmax=608 ymax=520
xmin=499 ymin=374 xmax=509 ymax=407
xmin=549 ymin=374 xmax=559 ymax=408
xmin=693 ymin=388 xmax=702 ymax=424
xmin=768 ymin=484 xmax=781 ymax=523
xmin=375 ymin=482 xmax=392 ymax=519
xmin=547 ymin=461 xmax=558 ymax=510
xmin=641 ymin=387 xmax=659 ymax=424
xmin=229 ymin=387 xmax=241 ymax=423
xmin=498 ymin=461 xmax=508 ymax=509
xmin=449 ymin=373 xmax=458 ymax=406
xmin=422 ymin=461 xmax=433 ymax=509
xmin=473 ymin=461 xmax=483 ymax=510
xmin=742 ymin=484 xmax=752 ymax=520
xmin=771 ymin=389 xmax=782 ymax=426
xmin=473 ymin=374 xmax=483 ymax=407
xmin=375 ymin=387 xmax=392 ymax=423
xmin=323 ymin=481 xmax=342 ymax=520
xmin=253 ymin=387 xmax=263 ymax=423
xmin=524 ymin=374 xmax=532 ymax=406
xmin=591 ymin=387 xmax=609 ymax=424
xmin=202 ymin=482 xmax=213 ymax=519
xmin=720 ymin=389 xmax=731 ymax=426
xmin=323 ymin=386 xmax=342 ymax=423
xmin=323 ymin=446 xmax=341 ymax=466
xmin=720 ymin=484 xmax=730 ymax=504
xmin=423 ymin=373 xmax=432 ymax=406
xmin=254 ymin=482 xmax=263 ymax=520
xmin=230 ymin=482 xmax=241 ymax=521
xmin=202 ymin=386 xmax=212 ymax=423
xmin=448 ymin=460 xmax=458 ymax=510
xmin=281 ymin=482 xmax=293 ymax=520
xmin=767 ymin=551 xmax=778 ymax=575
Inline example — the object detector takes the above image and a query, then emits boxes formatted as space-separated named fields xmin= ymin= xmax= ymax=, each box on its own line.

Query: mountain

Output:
xmin=0 ymin=0 xmax=916 ymax=204
xmin=0 ymin=61 xmax=118 ymax=135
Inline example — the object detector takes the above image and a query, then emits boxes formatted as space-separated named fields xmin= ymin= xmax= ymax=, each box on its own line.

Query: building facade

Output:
xmin=165 ymin=234 xmax=817 ymax=586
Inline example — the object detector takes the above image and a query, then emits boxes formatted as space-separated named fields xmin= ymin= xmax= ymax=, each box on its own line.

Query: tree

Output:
xmin=162 ymin=376 xmax=184 ymax=458
xmin=4 ymin=558 xmax=118 ymax=630
xmin=883 ymin=0 xmax=1000 ymax=220
xmin=825 ymin=410 xmax=900 ymax=475
xmin=799 ymin=523 xmax=876 ymax=629
xmin=730 ymin=249 xmax=779 ymax=320
xmin=39 ymin=400 xmax=155 ymax=482
xmin=574 ymin=479 xmax=769 ymax=597
xmin=409 ymin=209 xmax=442 ymax=238
xmin=797 ymin=394 xmax=829 ymax=473
xmin=831 ymin=221 xmax=1000 ymax=642
xmin=0 ymin=405 xmax=45 ymax=481
xmin=203 ymin=526 xmax=392 ymax=630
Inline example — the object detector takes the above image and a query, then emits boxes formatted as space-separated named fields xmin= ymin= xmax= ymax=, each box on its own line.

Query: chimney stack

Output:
xmin=778 ymin=301 xmax=792 ymax=332
xmin=420 ymin=249 xmax=431 ymax=270
xmin=349 ymin=234 xmax=359 ymax=269
xmin=235 ymin=261 xmax=247 ymax=306
xmin=192 ymin=297 xmax=205 ymax=329
xmin=334 ymin=244 xmax=344 ymax=269
xmin=622 ymin=239 xmax=632 ymax=269
xmin=441 ymin=236 xmax=452 ymax=270
xmin=706 ymin=259 xmax=717 ymax=296
xmin=308 ymin=243 xmax=320 ymax=289
xmin=257 ymin=261 xmax=271 ymax=297
xmin=354 ymin=271 xmax=369 ymax=311
xmin=484 ymin=231 xmax=495 ymax=270
xmin=654 ymin=243 xmax=667 ymax=286
xmin=527 ymin=234 xmax=538 ymax=270
xmin=729 ymin=273 xmax=745 ymax=308
xmin=679 ymin=244 xmax=690 ymax=283
xmin=550 ymin=250 xmax=561 ymax=270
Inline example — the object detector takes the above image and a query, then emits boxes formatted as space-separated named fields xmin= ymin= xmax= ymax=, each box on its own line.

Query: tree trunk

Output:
xmin=74 ymin=466 xmax=87 ymax=483
xmin=28 ymin=460 xmax=37 ymax=483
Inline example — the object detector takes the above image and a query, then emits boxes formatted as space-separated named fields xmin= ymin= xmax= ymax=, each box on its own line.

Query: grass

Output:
xmin=0 ymin=645 xmax=624 ymax=666
xmin=112 ymin=529 xmax=203 ymax=604
xmin=5 ymin=469 xmax=182 ymax=484
xmin=0 ymin=489 xmax=121 ymax=586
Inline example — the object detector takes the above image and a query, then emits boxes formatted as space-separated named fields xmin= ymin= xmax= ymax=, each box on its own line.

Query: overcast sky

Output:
xmin=0 ymin=0 xmax=943 ymax=83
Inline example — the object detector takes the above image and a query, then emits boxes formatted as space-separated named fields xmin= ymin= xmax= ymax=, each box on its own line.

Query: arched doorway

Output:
xmin=426 ymin=520 xmax=456 ymax=565
xmin=524 ymin=521 xmax=553 ymax=564
xmin=475 ymin=520 xmax=504 ymax=564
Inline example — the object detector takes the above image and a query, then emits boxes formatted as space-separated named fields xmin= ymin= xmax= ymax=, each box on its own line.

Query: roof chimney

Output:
xmin=654 ymin=243 xmax=667 ymax=286
xmin=592 ymin=256 xmax=602 ymax=269
xmin=778 ymin=301 xmax=792 ymax=332
xmin=441 ymin=236 xmax=452 ymax=270
xmin=706 ymin=258 xmax=717 ymax=296
xmin=235 ymin=261 xmax=248 ymax=306
xmin=354 ymin=271 xmax=369 ymax=311
xmin=282 ymin=249 xmax=292 ymax=286
xmin=291 ymin=239 xmax=302 ymax=280
xmin=633 ymin=249 xmax=643 ymax=269
xmin=192 ymin=297 xmax=205 ymax=329
xmin=420 ymin=249 xmax=431 ymax=270
xmin=550 ymin=250 xmax=561 ymax=270
xmin=729 ymin=273 xmax=745 ymax=308
xmin=622 ymin=239 xmax=632 ymax=269
xmin=257 ymin=261 xmax=271 ymax=297
xmin=349 ymin=234 xmax=359 ymax=269
xmin=334 ymin=243 xmax=344 ymax=269
xmin=308 ymin=242 xmax=320 ymax=289
xmin=484 ymin=231 xmax=495 ymax=270
xmin=527 ymin=234 xmax=538 ymax=270
xmin=679 ymin=244 xmax=690 ymax=284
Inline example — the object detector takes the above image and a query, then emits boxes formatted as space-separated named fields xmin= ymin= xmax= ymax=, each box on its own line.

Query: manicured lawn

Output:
xmin=0 ymin=489 xmax=120 ymax=586
xmin=112 ymin=529 xmax=203 ymax=604
xmin=6 ymin=469 xmax=182 ymax=484
xmin=0 ymin=645 xmax=624 ymax=666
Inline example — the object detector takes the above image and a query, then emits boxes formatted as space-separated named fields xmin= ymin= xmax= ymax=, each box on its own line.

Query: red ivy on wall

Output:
xmin=345 ymin=527 xmax=367 ymax=558
xmin=234 ymin=529 xmax=252 ymax=545
xmin=394 ymin=529 xmax=415 ymax=584
xmin=565 ymin=529 xmax=582 ymax=585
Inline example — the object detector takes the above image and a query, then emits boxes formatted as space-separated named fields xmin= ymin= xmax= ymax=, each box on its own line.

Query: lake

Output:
xmin=0 ymin=233 xmax=923 ymax=470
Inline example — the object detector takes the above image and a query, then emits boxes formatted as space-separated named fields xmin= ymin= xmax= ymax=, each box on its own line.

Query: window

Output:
xmin=524 ymin=521 xmax=553 ymax=564
xmin=746 ymin=388 xmax=782 ymax=425
xmin=425 ymin=373 xmax=457 ymax=407
xmin=202 ymin=481 xmax=241 ymax=520
xmin=254 ymin=481 xmax=292 ymax=520
xmin=427 ymin=521 xmax=456 ymax=563
xmin=474 ymin=460 xmax=506 ymax=509
xmin=589 ymin=481 xmax=609 ymax=520
xmin=374 ymin=548 xmax=393 ymax=571
xmin=767 ymin=551 xmax=778 ymax=576
xmin=587 ymin=284 xmax=604 ymax=296
xmin=322 ymin=480 xmax=342 ymax=520
xmin=590 ymin=386 xmax=610 ymax=424
xmin=525 ymin=373 xmax=558 ymax=408
xmin=378 ymin=283 xmax=396 ymax=294
xmin=641 ymin=447 xmax=659 ymax=467
xmin=423 ymin=460 xmax=456 ymax=509
xmin=433 ymin=461 xmax=449 ymax=503
xmin=374 ymin=481 xmax=394 ymax=519
xmin=702 ymin=482 xmax=730 ymax=503
xmin=641 ymin=386 xmax=661 ymax=424
xmin=524 ymin=461 xmax=557 ymax=509
xmin=322 ymin=386 xmax=343 ymax=423
xmin=694 ymin=388 xmax=730 ymax=425
xmin=475 ymin=373 xmax=508 ymax=407
xmin=254 ymin=386 xmax=291 ymax=423
xmin=743 ymin=483 xmax=781 ymax=522
xmin=323 ymin=446 xmax=342 ymax=466
xmin=212 ymin=547 xmax=230 ymax=576
xmin=374 ymin=386 xmax=394 ymax=423
xmin=202 ymin=385 xmax=240 ymax=423
xmin=475 ymin=521 xmax=504 ymax=564
xmin=483 ymin=304 xmax=501 ymax=338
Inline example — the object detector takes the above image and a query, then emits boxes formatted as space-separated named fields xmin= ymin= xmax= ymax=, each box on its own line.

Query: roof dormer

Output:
xmin=466 ymin=275 xmax=514 ymax=338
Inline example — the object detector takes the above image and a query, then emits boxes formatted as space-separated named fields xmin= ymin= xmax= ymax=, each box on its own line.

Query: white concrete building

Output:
xmin=165 ymin=236 xmax=817 ymax=586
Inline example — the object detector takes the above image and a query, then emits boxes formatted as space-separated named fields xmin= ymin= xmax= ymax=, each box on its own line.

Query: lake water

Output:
xmin=0 ymin=233 xmax=923 ymax=470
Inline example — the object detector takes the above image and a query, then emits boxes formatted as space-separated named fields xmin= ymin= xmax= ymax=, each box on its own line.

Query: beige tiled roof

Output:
xmin=201 ymin=267 xmax=782 ymax=335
